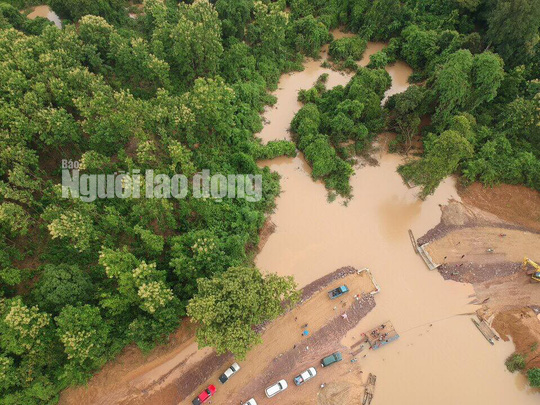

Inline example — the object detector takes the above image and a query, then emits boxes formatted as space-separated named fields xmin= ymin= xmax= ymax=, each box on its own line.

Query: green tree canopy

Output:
xmin=187 ymin=266 xmax=299 ymax=359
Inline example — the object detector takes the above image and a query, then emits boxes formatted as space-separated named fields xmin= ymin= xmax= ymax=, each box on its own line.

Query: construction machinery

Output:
xmin=522 ymin=257 xmax=540 ymax=282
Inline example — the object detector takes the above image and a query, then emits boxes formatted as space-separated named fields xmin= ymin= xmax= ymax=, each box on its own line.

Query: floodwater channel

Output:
xmin=255 ymin=39 xmax=539 ymax=404
xmin=26 ymin=5 xmax=62 ymax=29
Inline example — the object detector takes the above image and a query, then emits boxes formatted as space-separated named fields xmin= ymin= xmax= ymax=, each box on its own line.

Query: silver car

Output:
xmin=265 ymin=379 xmax=288 ymax=398
xmin=219 ymin=362 xmax=240 ymax=384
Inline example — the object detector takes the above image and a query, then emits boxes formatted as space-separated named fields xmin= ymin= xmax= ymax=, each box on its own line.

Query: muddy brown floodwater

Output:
xmin=255 ymin=39 xmax=539 ymax=404
xmin=26 ymin=5 xmax=62 ymax=28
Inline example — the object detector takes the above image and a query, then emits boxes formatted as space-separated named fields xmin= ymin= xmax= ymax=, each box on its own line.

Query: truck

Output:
xmin=321 ymin=352 xmax=342 ymax=367
xmin=294 ymin=367 xmax=317 ymax=386
xmin=328 ymin=285 xmax=349 ymax=299
xmin=192 ymin=385 xmax=216 ymax=405
xmin=219 ymin=362 xmax=240 ymax=384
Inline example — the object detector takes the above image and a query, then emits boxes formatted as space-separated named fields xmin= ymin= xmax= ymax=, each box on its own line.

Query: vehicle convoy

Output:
xmin=328 ymin=285 xmax=349 ymax=299
xmin=265 ymin=379 xmax=288 ymax=398
xmin=294 ymin=367 xmax=317 ymax=385
xmin=523 ymin=257 xmax=540 ymax=282
xmin=192 ymin=385 xmax=216 ymax=405
xmin=219 ymin=362 xmax=240 ymax=384
xmin=321 ymin=352 xmax=342 ymax=367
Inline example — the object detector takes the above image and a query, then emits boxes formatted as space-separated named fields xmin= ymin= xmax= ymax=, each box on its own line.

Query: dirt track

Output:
xmin=60 ymin=268 xmax=379 ymax=405
xmin=426 ymin=227 xmax=540 ymax=267
xmin=174 ymin=268 xmax=377 ymax=405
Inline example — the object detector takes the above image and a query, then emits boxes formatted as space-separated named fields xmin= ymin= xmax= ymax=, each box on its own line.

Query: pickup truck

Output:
xmin=328 ymin=285 xmax=349 ymax=299
xmin=219 ymin=362 xmax=240 ymax=384
xmin=321 ymin=352 xmax=342 ymax=367
xmin=294 ymin=367 xmax=317 ymax=386
xmin=192 ymin=385 xmax=216 ymax=405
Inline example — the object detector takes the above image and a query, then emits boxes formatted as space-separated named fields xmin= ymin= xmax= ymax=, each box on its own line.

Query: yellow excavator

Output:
xmin=522 ymin=257 xmax=540 ymax=282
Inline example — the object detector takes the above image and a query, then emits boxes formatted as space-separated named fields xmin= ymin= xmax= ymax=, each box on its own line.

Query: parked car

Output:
xmin=265 ymin=379 xmax=288 ymax=398
xmin=219 ymin=362 xmax=240 ymax=383
xmin=192 ymin=385 xmax=216 ymax=405
xmin=294 ymin=367 xmax=317 ymax=386
xmin=328 ymin=285 xmax=349 ymax=299
xmin=244 ymin=399 xmax=257 ymax=405
xmin=321 ymin=352 xmax=342 ymax=367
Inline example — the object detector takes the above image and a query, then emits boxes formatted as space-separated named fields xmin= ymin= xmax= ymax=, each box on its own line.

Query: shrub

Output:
xmin=505 ymin=353 xmax=526 ymax=372
xmin=329 ymin=37 xmax=367 ymax=61
xmin=528 ymin=368 xmax=540 ymax=387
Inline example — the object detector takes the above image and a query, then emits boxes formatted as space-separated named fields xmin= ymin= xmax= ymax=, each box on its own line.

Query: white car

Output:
xmin=219 ymin=362 xmax=240 ymax=384
xmin=265 ymin=379 xmax=288 ymax=398
xmin=294 ymin=367 xmax=317 ymax=385
xmin=244 ymin=399 xmax=257 ymax=405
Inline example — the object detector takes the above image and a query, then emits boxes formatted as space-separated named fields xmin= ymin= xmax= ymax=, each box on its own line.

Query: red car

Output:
xmin=192 ymin=385 xmax=216 ymax=405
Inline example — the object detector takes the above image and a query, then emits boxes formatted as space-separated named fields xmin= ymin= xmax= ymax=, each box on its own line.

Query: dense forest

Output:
xmin=0 ymin=0 xmax=539 ymax=403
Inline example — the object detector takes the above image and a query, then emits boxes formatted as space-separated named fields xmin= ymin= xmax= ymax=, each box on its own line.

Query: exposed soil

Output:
xmin=459 ymin=182 xmax=540 ymax=232
xmin=60 ymin=269 xmax=377 ymax=405
xmin=59 ymin=319 xmax=199 ymax=405
xmin=493 ymin=308 xmax=540 ymax=370
xmin=257 ymin=219 xmax=276 ymax=252
xmin=171 ymin=269 xmax=377 ymax=405
xmin=418 ymin=200 xmax=540 ymax=286
xmin=419 ymin=198 xmax=540 ymax=310
xmin=419 ymin=187 xmax=540 ymax=382
xmin=225 ymin=294 xmax=375 ymax=405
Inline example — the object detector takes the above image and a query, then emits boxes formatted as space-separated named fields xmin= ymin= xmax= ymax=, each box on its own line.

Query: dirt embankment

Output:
xmin=419 ymin=199 xmax=540 ymax=287
xmin=459 ymin=182 xmax=540 ymax=233
xmin=59 ymin=319 xmax=199 ymax=405
xmin=493 ymin=308 xmax=540 ymax=370
xmin=419 ymin=183 xmax=540 ymax=374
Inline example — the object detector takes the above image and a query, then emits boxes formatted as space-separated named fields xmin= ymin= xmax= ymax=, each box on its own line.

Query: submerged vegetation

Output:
xmin=0 ymin=0 xmax=538 ymax=402
xmin=292 ymin=69 xmax=390 ymax=196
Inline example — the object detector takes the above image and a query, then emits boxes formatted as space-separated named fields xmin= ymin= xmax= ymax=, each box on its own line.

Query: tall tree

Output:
xmin=55 ymin=305 xmax=110 ymax=383
xmin=171 ymin=0 xmax=223 ymax=83
xmin=486 ymin=0 xmax=540 ymax=66
xmin=187 ymin=267 xmax=299 ymax=359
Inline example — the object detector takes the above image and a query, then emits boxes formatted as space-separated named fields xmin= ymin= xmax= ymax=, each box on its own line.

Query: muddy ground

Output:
xmin=459 ymin=182 xmax=540 ymax=232
xmin=174 ymin=268 xmax=378 ymax=405
xmin=493 ymin=308 xmax=540 ymax=369
xmin=60 ymin=268 xmax=380 ymax=405
xmin=419 ymin=184 xmax=540 ymax=372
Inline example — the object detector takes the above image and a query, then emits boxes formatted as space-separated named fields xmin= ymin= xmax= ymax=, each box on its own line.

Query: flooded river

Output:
xmin=255 ymin=41 xmax=539 ymax=404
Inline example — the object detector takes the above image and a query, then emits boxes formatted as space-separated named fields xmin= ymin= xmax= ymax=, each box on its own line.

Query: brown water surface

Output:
xmin=255 ymin=40 xmax=539 ymax=404
xmin=26 ymin=5 xmax=62 ymax=28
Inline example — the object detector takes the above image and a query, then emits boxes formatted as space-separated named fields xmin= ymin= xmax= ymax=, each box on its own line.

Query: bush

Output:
xmin=505 ymin=353 xmax=526 ymax=372
xmin=329 ymin=36 xmax=367 ymax=61
xmin=250 ymin=140 xmax=297 ymax=160
xmin=528 ymin=368 xmax=540 ymax=387
xmin=367 ymin=51 xmax=389 ymax=69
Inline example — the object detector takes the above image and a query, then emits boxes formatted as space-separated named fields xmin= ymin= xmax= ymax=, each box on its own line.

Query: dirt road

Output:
xmin=61 ymin=269 xmax=380 ymax=405
xmin=426 ymin=227 xmax=540 ymax=267
xmin=167 ymin=269 xmax=378 ymax=405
